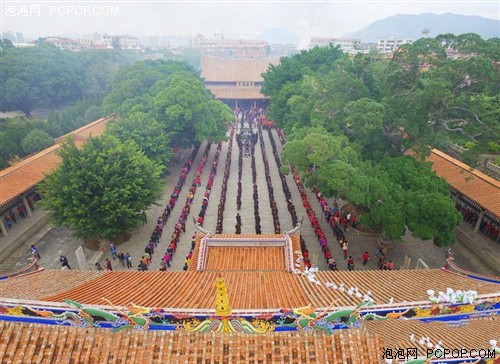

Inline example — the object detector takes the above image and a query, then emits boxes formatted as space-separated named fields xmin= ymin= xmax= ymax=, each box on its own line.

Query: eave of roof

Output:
xmin=0 ymin=117 xmax=112 ymax=209
xmin=427 ymin=149 xmax=500 ymax=218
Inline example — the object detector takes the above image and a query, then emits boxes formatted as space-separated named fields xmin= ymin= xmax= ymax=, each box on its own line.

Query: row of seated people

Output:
xmin=292 ymin=170 xmax=340 ymax=269
xmin=159 ymin=143 xmax=212 ymax=269
xmin=186 ymin=130 xmax=234 ymax=270
xmin=257 ymin=123 xmax=281 ymax=234
xmin=196 ymin=142 xmax=222 ymax=226
xmin=457 ymin=203 xmax=499 ymax=242
xmin=139 ymin=145 xmax=200 ymax=271
xmin=266 ymin=128 xmax=320 ymax=270
xmin=236 ymin=132 xmax=244 ymax=210
xmin=161 ymin=145 xmax=199 ymax=224
xmin=215 ymin=127 xmax=235 ymax=234
xmin=265 ymin=126 xmax=299 ymax=227
xmin=265 ymin=124 xmax=313 ymax=267
xmin=251 ymin=144 xmax=262 ymax=234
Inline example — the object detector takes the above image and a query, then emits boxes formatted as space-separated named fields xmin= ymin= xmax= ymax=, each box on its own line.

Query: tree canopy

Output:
xmin=40 ymin=135 xmax=163 ymax=240
xmin=106 ymin=111 xmax=172 ymax=168
xmin=262 ymin=35 xmax=494 ymax=246
xmin=103 ymin=60 xmax=233 ymax=149
xmin=0 ymin=44 xmax=136 ymax=115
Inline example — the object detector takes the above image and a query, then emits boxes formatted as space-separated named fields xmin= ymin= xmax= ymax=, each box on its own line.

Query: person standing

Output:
xmin=342 ymin=241 xmax=348 ymax=259
xmin=362 ymin=251 xmax=370 ymax=265
xmin=30 ymin=245 xmax=41 ymax=259
xmin=125 ymin=253 xmax=132 ymax=269
xmin=60 ymin=255 xmax=71 ymax=269
xmin=109 ymin=243 xmax=118 ymax=260
xmin=347 ymin=256 xmax=355 ymax=271
xmin=118 ymin=252 xmax=126 ymax=268
xmin=105 ymin=258 xmax=113 ymax=271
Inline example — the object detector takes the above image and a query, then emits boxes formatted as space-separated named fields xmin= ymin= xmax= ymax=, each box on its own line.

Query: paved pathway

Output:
xmin=1 ymin=124 xmax=498 ymax=276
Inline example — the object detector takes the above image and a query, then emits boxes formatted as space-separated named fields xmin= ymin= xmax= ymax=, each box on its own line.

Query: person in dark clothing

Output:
xmin=60 ymin=255 xmax=71 ymax=269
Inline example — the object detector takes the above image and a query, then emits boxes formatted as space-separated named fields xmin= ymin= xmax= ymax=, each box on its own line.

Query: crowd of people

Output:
xmin=1 ymin=194 xmax=39 ymax=234
xmin=457 ymin=203 xmax=499 ymax=242
xmin=19 ymin=108 xmax=499 ymax=275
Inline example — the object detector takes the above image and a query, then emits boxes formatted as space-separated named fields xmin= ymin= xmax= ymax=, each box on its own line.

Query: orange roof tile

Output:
xmin=0 ymin=321 xmax=384 ymax=364
xmin=191 ymin=233 xmax=299 ymax=272
xmin=0 ymin=145 xmax=62 ymax=208
xmin=201 ymin=54 xmax=281 ymax=83
xmin=427 ymin=149 xmax=500 ymax=218
xmin=41 ymin=271 xmax=311 ymax=310
xmin=0 ymin=117 xmax=112 ymax=209
xmin=27 ymin=268 xmax=499 ymax=311
xmin=0 ymin=270 xmax=103 ymax=300
xmin=205 ymin=246 xmax=286 ymax=271
xmin=364 ymin=318 xmax=500 ymax=357
xmin=300 ymin=269 xmax=500 ymax=307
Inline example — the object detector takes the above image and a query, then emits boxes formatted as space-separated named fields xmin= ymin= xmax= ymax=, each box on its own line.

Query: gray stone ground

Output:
xmin=1 ymin=125 xmax=498 ymax=276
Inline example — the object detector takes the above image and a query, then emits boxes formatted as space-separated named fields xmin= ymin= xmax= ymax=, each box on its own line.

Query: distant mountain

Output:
xmin=257 ymin=28 xmax=300 ymax=46
xmin=344 ymin=13 xmax=500 ymax=42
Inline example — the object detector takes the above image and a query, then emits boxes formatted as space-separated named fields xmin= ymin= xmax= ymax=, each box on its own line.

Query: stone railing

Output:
xmin=485 ymin=161 xmax=500 ymax=180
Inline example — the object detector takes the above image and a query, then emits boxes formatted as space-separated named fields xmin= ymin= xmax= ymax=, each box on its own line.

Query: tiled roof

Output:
xmin=0 ymin=270 xmax=103 ymax=300
xmin=299 ymin=269 xmax=500 ymax=307
xmin=206 ymin=85 xmax=268 ymax=100
xmin=42 ymin=271 xmax=311 ymax=310
xmin=189 ymin=233 xmax=301 ymax=272
xmin=364 ymin=318 xmax=500 ymax=357
xmin=0 ymin=321 xmax=383 ymax=364
xmin=427 ymin=149 xmax=500 ymax=218
xmin=205 ymin=246 xmax=286 ymax=271
xmin=0 ymin=117 xmax=112 ymax=209
xmin=0 ymin=145 xmax=62 ymax=209
xmin=30 ymin=269 xmax=500 ymax=310
xmin=201 ymin=54 xmax=281 ymax=83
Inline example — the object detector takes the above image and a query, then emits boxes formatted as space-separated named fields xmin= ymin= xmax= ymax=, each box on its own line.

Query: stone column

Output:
xmin=474 ymin=209 xmax=484 ymax=233
xmin=22 ymin=195 xmax=33 ymax=217
xmin=0 ymin=218 xmax=8 ymax=236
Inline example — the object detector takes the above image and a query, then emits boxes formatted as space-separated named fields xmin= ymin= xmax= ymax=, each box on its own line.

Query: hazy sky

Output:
xmin=2 ymin=1 xmax=499 ymax=40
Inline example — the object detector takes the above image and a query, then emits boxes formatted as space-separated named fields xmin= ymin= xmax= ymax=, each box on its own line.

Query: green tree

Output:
xmin=0 ymin=44 xmax=83 ymax=114
xmin=106 ymin=112 xmax=172 ymax=167
xmin=102 ymin=60 xmax=195 ymax=115
xmin=21 ymin=129 xmax=54 ymax=155
xmin=40 ymin=135 xmax=163 ymax=239
xmin=151 ymin=72 xmax=231 ymax=147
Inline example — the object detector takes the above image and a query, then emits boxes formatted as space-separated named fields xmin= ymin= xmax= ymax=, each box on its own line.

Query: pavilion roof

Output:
xmin=189 ymin=233 xmax=301 ymax=272
xmin=205 ymin=246 xmax=286 ymax=271
xmin=201 ymin=54 xmax=281 ymax=83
